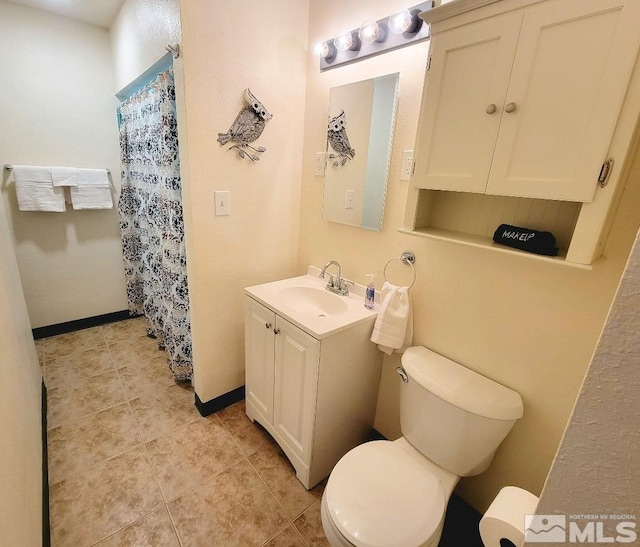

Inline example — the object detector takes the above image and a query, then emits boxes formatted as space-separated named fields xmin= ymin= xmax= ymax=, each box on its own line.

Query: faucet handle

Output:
xmin=325 ymin=273 xmax=335 ymax=287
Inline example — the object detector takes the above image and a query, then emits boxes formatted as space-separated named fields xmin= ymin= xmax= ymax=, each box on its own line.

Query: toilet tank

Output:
xmin=400 ymin=347 xmax=523 ymax=477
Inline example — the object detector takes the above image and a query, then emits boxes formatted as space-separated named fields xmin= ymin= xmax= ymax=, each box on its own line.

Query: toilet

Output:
xmin=321 ymin=346 xmax=524 ymax=547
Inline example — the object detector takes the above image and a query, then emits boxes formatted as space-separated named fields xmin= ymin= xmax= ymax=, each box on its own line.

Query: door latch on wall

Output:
xmin=598 ymin=157 xmax=614 ymax=188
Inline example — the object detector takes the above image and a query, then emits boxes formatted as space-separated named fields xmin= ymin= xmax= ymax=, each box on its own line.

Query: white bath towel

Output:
xmin=13 ymin=165 xmax=66 ymax=212
xmin=69 ymin=168 xmax=113 ymax=210
xmin=50 ymin=166 xmax=78 ymax=187
xmin=370 ymin=282 xmax=413 ymax=354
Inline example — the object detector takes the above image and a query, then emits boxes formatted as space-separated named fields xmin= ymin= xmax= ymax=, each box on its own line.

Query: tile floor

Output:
xmin=38 ymin=317 xmax=328 ymax=546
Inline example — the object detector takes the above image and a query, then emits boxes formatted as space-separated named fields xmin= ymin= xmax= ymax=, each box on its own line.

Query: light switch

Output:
xmin=315 ymin=152 xmax=326 ymax=176
xmin=345 ymin=189 xmax=355 ymax=209
xmin=214 ymin=191 xmax=230 ymax=216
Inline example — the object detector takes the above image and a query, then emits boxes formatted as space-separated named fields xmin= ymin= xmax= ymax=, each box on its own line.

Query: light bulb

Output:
xmin=358 ymin=20 xmax=386 ymax=45
xmin=314 ymin=40 xmax=336 ymax=61
xmin=334 ymin=30 xmax=359 ymax=52
xmin=389 ymin=9 xmax=421 ymax=34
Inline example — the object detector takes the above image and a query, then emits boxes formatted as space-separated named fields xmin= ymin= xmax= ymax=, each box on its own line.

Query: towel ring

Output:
xmin=383 ymin=250 xmax=416 ymax=290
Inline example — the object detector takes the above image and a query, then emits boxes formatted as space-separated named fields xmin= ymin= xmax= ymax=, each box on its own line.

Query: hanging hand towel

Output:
xmin=370 ymin=281 xmax=413 ymax=355
xmin=50 ymin=166 xmax=78 ymax=187
xmin=70 ymin=168 xmax=113 ymax=210
xmin=13 ymin=165 xmax=65 ymax=212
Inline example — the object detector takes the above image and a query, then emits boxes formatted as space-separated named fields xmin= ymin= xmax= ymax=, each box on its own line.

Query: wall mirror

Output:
xmin=323 ymin=73 xmax=399 ymax=231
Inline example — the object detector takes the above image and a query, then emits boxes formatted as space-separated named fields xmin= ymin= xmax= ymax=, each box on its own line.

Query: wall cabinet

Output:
xmin=404 ymin=0 xmax=640 ymax=264
xmin=245 ymin=296 xmax=382 ymax=489
xmin=415 ymin=0 xmax=640 ymax=202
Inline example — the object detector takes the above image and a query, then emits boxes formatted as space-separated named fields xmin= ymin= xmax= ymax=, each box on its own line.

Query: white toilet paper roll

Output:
xmin=479 ymin=486 xmax=539 ymax=547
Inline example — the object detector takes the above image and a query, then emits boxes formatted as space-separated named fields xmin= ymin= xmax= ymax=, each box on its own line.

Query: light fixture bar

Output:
xmin=319 ymin=2 xmax=433 ymax=72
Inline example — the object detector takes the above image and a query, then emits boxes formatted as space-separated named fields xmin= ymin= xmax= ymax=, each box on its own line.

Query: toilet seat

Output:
xmin=324 ymin=440 xmax=446 ymax=547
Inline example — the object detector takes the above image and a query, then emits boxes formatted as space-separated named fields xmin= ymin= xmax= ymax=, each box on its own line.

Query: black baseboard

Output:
xmin=195 ymin=386 xmax=245 ymax=417
xmin=42 ymin=380 xmax=50 ymax=547
xmin=32 ymin=310 xmax=139 ymax=340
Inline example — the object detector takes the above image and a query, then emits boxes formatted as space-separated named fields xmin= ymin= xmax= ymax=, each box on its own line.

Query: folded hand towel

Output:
xmin=70 ymin=168 xmax=112 ymax=209
xmin=12 ymin=165 xmax=65 ymax=212
xmin=50 ymin=166 xmax=78 ymax=187
xmin=75 ymin=168 xmax=110 ymax=187
xmin=370 ymin=281 xmax=413 ymax=355
xmin=69 ymin=186 xmax=113 ymax=210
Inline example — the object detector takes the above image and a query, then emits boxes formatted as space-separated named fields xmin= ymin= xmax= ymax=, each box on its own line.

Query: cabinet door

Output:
xmin=245 ymin=298 xmax=276 ymax=425
xmin=413 ymin=11 xmax=522 ymax=193
xmin=488 ymin=0 xmax=640 ymax=201
xmin=273 ymin=316 xmax=320 ymax=465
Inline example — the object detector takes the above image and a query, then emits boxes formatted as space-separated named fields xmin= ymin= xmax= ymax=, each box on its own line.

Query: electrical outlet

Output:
xmin=400 ymin=150 xmax=414 ymax=181
xmin=345 ymin=189 xmax=355 ymax=209
xmin=315 ymin=152 xmax=326 ymax=176
xmin=214 ymin=191 xmax=230 ymax=216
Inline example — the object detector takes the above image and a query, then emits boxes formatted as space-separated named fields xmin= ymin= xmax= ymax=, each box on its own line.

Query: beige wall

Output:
xmin=300 ymin=0 xmax=640 ymax=512
xmin=179 ymin=0 xmax=309 ymax=403
xmin=110 ymin=0 xmax=181 ymax=92
xmin=0 ymin=172 xmax=43 ymax=545
xmin=530 ymin=226 xmax=640 ymax=541
xmin=0 ymin=1 xmax=127 ymax=328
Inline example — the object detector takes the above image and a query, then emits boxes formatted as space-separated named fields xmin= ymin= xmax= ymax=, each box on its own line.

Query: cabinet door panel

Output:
xmin=488 ymin=0 xmax=640 ymax=201
xmin=245 ymin=299 xmax=276 ymax=424
xmin=273 ymin=317 xmax=320 ymax=463
xmin=414 ymin=11 xmax=522 ymax=192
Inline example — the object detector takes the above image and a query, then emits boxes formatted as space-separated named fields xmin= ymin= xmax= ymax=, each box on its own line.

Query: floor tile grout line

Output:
xmin=45 ymin=379 xmax=131 ymax=432
xmin=246 ymin=451 xmax=297 ymax=526
xmin=87 ymin=501 xmax=167 ymax=547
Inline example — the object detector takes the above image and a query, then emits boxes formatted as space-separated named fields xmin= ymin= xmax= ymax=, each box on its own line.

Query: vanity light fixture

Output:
xmin=318 ymin=1 xmax=433 ymax=71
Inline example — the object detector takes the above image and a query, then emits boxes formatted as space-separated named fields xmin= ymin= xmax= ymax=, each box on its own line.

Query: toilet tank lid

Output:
xmin=402 ymin=346 xmax=524 ymax=420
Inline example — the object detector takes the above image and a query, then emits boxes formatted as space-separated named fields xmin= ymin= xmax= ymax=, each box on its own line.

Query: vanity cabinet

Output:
xmin=403 ymin=0 xmax=640 ymax=264
xmin=414 ymin=0 xmax=640 ymax=202
xmin=244 ymin=296 xmax=382 ymax=489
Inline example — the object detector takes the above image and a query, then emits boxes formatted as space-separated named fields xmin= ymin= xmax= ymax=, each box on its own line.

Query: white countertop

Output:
xmin=245 ymin=268 xmax=378 ymax=339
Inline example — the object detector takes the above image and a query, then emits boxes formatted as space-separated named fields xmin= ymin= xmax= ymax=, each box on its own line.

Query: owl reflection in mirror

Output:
xmin=327 ymin=110 xmax=355 ymax=167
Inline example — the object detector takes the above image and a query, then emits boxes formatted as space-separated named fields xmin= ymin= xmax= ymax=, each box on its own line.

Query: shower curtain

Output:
xmin=117 ymin=68 xmax=192 ymax=381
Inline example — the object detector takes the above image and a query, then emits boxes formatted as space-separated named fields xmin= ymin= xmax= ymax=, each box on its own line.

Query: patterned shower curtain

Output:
xmin=117 ymin=68 xmax=192 ymax=381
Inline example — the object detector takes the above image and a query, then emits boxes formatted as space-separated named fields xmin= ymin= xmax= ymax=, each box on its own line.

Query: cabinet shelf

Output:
xmin=402 ymin=188 xmax=592 ymax=267
xmin=398 ymin=226 xmax=591 ymax=269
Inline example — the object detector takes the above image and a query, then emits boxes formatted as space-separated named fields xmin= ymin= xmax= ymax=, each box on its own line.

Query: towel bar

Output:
xmin=4 ymin=164 xmax=111 ymax=174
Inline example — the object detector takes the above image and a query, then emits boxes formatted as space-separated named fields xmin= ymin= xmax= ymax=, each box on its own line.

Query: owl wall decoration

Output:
xmin=218 ymin=88 xmax=272 ymax=161
xmin=327 ymin=110 xmax=355 ymax=167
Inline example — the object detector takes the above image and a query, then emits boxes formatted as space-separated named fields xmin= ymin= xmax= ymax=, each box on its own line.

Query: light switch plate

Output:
xmin=214 ymin=191 xmax=230 ymax=216
xmin=345 ymin=189 xmax=355 ymax=209
xmin=315 ymin=152 xmax=326 ymax=176
xmin=400 ymin=150 xmax=414 ymax=181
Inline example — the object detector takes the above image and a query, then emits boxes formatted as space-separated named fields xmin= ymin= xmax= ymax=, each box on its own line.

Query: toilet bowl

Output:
xmin=321 ymin=438 xmax=457 ymax=546
xmin=321 ymin=346 xmax=524 ymax=547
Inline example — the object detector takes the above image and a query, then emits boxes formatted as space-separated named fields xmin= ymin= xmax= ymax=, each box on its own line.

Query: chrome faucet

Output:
xmin=319 ymin=260 xmax=350 ymax=296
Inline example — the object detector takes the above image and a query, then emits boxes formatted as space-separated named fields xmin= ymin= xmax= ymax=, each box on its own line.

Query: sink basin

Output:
xmin=245 ymin=271 xmax=378 ymax=339
xmin=277 ymin=286 xmax=349 ymax=317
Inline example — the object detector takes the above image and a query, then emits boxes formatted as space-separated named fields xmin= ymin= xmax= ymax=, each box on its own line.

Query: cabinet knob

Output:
xmin=485 ymin=103 xmax=497 ymax=114
xmin=505 ymin=102 xmax=517 ymax=113
xmin=274 ymin=328 xmax=280 ymax=335
xmin=265 ymin=323 xmax=272 ymax=329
